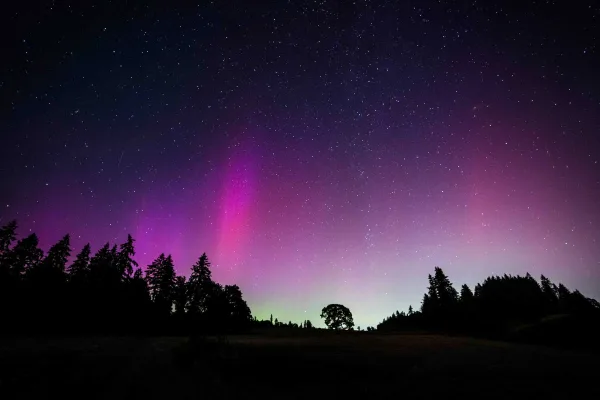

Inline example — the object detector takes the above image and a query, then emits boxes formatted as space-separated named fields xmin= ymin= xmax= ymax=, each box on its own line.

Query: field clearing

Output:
xmin=1 ymin=333 xmax=598 ymax=399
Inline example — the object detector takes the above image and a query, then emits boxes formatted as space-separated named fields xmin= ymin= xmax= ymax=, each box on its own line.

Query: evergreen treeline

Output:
xmin=378 ymin=267 xmax=600 ymax=347
xmin=251 ymin=314 xmax=315 ymax=330
xmin=4 ymin=217 xmax=600 ymax=345
xmin=0 ymin=220 xmax=252 ymax=335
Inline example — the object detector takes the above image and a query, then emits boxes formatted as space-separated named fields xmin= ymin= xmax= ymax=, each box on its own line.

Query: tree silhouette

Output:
xmin=0 ymin=220 xmax=255 ymax=335
xmin=433 ymin=267 xmax=458 ymax=307
xmin=2 ymin=217 xmax=599 ymax=343
xmin=89 ymin=242 xmax=118 ymax=286
xmin=460 ymin=284 xmax=474 ymax=303
xmin=118 ymin=234 xmax=138 ymax=280
xmin=382 ymin=266 xmax=600 ymax=348
xmin=421 ymin=293 xmax=433 ymax=314
xmin=223 ymin=284 xmax=252 ymax=324
xmin=419 ymin=267 xmax=459 ymax=329
xmin=145 ymin=253 xmax=176 ymax=317
xmin=68 ymin=243 xmax=91 ymax=282
xmin=474 ymin=273 xmax=546 ymax=321
xmin=202 ymin=281 xmax=228 ymax=323
xmin=29 ymin=234 xmax=70 ymax=286
xmin=0 ymin=220 xmax=17 ymax=260
xmin=4 ymin=233 xmax=43 ymax=277
xmin=26 ymin=234 xmax=70 ymax=305
xmin=423 ymin=273 xmax=438 ymax=312
xmin=539 ymin=275 xmax=558 ymax=314
xmin=187 ymin=253 xmax=213 ymax=315
xmin=556 ymin=283 xmax=571 ymax=311
xmin=320 ymin=304 xmax=354 ymax=330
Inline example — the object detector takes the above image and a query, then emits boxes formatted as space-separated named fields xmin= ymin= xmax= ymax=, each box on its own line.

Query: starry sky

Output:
xmin=1 ymin=1 xmax=599 ymax=328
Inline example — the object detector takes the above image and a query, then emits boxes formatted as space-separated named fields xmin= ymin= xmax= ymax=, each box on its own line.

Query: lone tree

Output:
xmin=320 ymin=304 xmax=354 ymax=330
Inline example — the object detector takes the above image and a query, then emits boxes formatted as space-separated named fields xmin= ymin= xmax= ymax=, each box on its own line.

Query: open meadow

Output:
xmin=1 ymin=332 xmax=598 ymax=399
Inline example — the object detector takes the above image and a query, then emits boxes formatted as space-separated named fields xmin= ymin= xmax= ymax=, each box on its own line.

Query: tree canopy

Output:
xmin=320 ymin=304 xmax=355 ymax=330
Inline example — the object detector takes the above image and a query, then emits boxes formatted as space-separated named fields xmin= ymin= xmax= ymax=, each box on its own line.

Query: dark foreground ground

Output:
xmin=1 ymin=331 xmax=598 ymax=399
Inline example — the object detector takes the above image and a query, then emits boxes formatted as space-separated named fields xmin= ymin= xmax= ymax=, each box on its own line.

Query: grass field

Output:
xmin=1 ymin=332 xmax=598 ymax=399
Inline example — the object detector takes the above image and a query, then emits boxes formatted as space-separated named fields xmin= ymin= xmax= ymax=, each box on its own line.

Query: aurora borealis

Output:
xmin=1 ymin=1 xmax=599 ymax=327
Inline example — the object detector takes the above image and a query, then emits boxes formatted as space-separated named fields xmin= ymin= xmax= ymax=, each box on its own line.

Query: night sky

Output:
xmin=1 ymin=1 xmax=599 ymax=327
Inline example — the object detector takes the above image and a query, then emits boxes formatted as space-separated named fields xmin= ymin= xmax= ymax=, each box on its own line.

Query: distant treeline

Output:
xmin=252 ymin=314 xmax=315 ymax=330
xmin=0 ymin=220 xmax=253 ymax=335
xmin=377 ymin=267 xmax=600 ymax=349
xmin=3 ymin=218 xmax=600 ymax=343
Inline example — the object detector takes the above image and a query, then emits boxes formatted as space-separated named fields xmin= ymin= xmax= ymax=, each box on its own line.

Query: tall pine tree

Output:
xmin=118 ymin=234 xmax=138 ymax=280
xmin=37 ymin=234 xmax=71 ymax=275
xmin=421 ymin=273 xmax=439 ymax=314
xmin=460 ymin=284 xmax=474 ymax=303
xmin=433 ymin=266 xmax=458 ymax=307
xmin=187 ymin=253 xmax=214 ymax=315
xmin=68 ymin=243 xmax=92 ymax=282
xmin=540 ymin=275 xmax=559 ymax=313
xmin=145 ymin=253 xmax=176 ymax=316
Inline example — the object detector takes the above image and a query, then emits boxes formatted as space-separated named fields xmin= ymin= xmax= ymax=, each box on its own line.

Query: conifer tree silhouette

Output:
xmin=6 ymin=233 xmax=44 ymax=277
xmin=187 ymin=252 xmax=214 ymax=315
xmin=68 ymin=243 xmax=91 ymax=282
xmin=118 ymin=234 xmax=138 ymax=280
xmin=0 ymin=221 xmax=255 ymax=335
xmin=460 ymin=284 xmax=474 ymax=303
xmin=145 ymin=253 xmax=176 ymax=318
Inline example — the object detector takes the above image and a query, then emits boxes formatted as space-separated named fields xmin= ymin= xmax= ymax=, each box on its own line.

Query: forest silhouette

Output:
xmin=1 ymin=219 xmax=599 ymax=349
xmin=0 ymin=220 xmax=252 ymax=335
xmin=378 ymin=267 xmax=600 ymax=351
